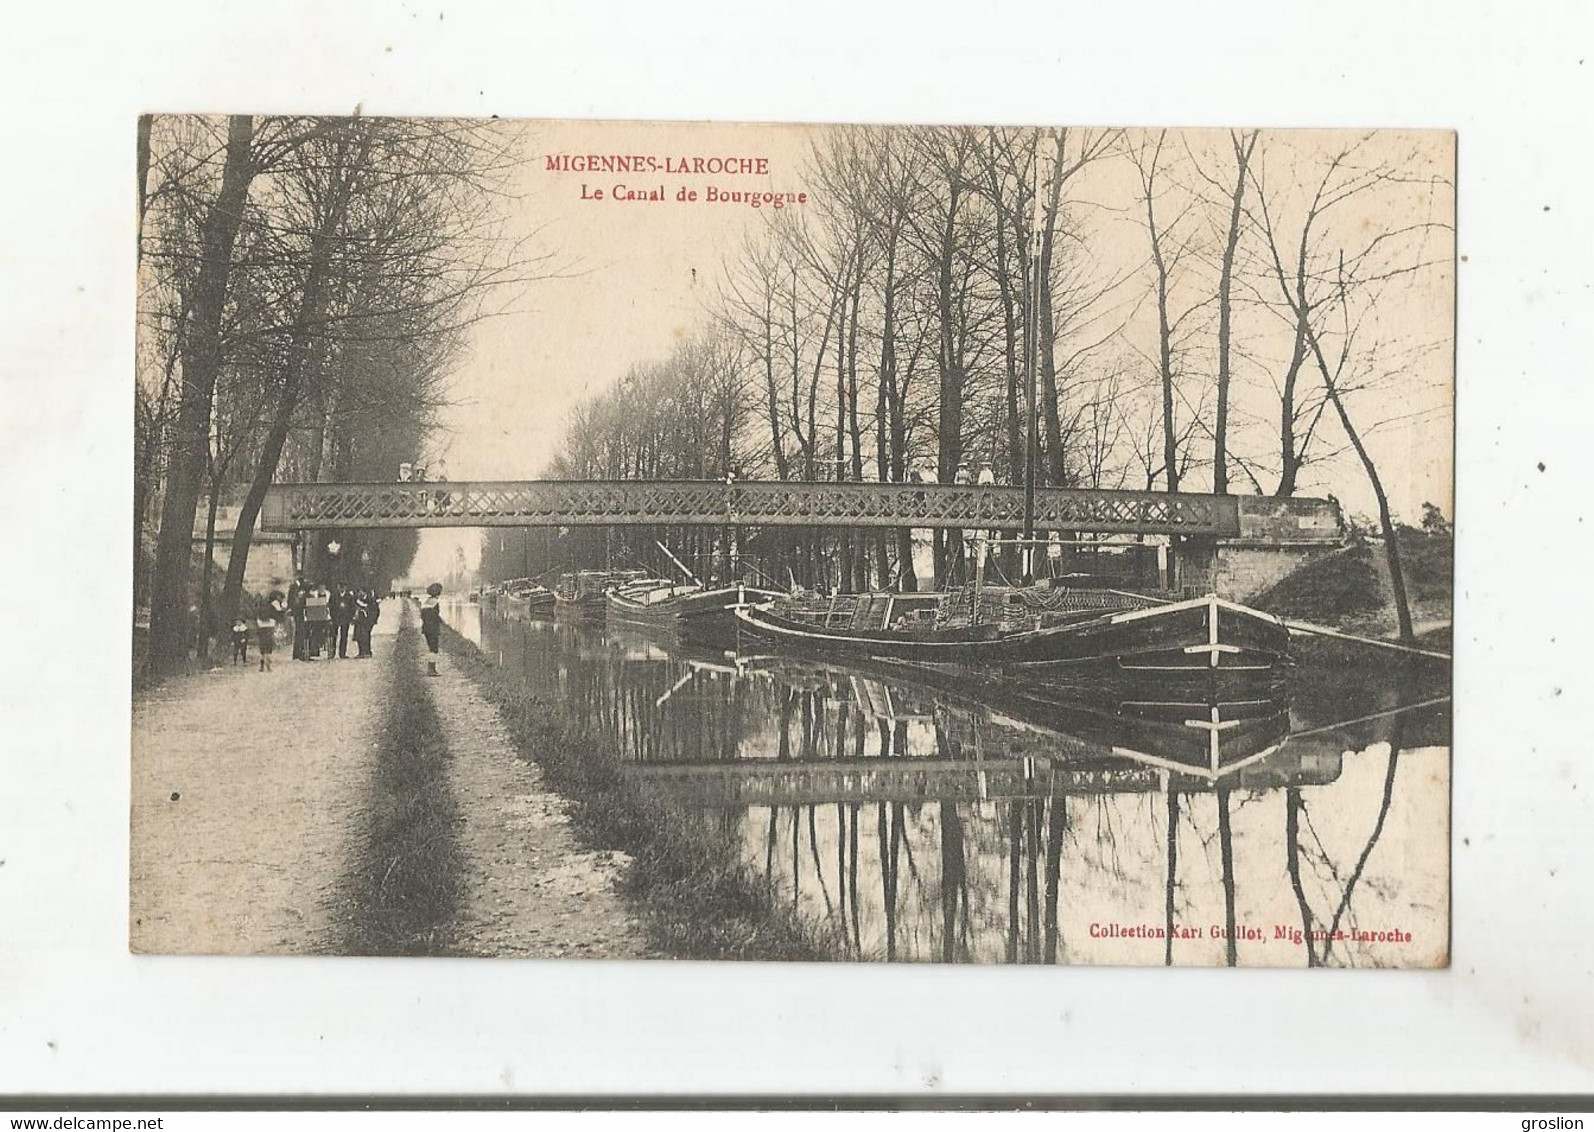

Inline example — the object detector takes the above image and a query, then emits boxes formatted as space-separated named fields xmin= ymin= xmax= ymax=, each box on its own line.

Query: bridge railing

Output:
xmin=261 ymin=479 xmax=1242 ymax=537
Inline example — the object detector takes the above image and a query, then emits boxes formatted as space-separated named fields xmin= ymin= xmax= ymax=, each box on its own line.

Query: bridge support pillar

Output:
xmin=1174 ymin=537 xmax=1219 ymax=594
xmin=1191 ymin=496 xmax=1346 ymax=601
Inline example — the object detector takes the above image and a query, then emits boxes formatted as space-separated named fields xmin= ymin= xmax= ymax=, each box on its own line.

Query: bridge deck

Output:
xmin=261 ymin=479 xmax=1242 ymax=537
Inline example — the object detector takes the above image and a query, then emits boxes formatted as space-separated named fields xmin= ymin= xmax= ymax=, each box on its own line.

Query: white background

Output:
xmin=1 ymin=0 xmax=1590 ymax=1100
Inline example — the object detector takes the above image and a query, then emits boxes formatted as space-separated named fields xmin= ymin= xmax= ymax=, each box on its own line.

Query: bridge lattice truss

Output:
xmin=261 ymin=479 xmax=1241 ymax=537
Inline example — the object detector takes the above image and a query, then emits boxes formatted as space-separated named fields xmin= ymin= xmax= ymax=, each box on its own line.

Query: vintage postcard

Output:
xmin=132 ymin=117 xmax=1453 ymax=966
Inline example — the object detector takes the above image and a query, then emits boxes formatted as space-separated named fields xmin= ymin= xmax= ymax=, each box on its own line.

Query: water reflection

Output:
xmin=450 ymin=598 xmax=1450 ymax=968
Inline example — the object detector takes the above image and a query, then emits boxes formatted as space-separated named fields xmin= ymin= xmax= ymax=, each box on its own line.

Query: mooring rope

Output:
xmin=1284 ymin=618 xmax=1452 ymax=661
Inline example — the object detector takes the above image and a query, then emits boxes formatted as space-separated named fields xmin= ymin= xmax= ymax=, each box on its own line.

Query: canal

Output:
xmin=446 ymin=598 xmax=1451 ymax=968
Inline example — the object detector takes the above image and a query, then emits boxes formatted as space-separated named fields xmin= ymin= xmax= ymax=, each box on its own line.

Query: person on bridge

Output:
xmin=420 ymin=582 xmax=444 ymax=676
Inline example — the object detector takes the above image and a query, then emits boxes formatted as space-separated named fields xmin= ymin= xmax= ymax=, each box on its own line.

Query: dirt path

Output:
xmin=421 ymin=640 xmax=652 ymax=959
xmin=130 ymin=602 xmax=400 ymax=954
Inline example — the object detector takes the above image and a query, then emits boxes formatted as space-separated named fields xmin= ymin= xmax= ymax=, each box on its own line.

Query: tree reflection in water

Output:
xmin=472 ymin=609 xmax=1450 ymax=967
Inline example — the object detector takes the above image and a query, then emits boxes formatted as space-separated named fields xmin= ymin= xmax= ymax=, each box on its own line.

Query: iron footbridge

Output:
xmin=261 ymin=479 xmax=1242 ymax=537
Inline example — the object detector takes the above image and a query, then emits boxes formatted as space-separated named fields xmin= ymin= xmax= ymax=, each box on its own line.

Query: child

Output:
xmin=230 ymin=617 xmax=250 ymax=665
xmin=255 ymin=611 xmax=277 ymax=672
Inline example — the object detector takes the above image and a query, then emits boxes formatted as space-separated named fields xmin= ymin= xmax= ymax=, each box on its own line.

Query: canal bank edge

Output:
xmin=438 ymin=623 xmax=854 ymax=962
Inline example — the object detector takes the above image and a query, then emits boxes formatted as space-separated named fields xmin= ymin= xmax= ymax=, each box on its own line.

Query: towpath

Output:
xmin=131 ymin=599 xmax=647 ymax=957
xmin=130 ymin=604 xmax=399 ymax=954
xmin=426 ymin=642 xmax=650 ymax=959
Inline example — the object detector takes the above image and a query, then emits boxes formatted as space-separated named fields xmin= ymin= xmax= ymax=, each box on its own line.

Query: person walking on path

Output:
xmin=420 ymin=582 xmax=444 ymax=677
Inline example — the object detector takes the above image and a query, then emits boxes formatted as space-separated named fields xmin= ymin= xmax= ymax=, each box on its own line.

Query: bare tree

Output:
xmin=901 ymin=127 xmax=981 ymax=586
xmin=1248 ymin=134 xmax=1451 ymax=641
xmin=1192 ymin=129 xmax=1259 ymax=495
xmin=217 ymin=118 xmax=533 ymax=620
xmin=145 ymin=115 xmax=257 ymax=675
xmin=1129 ymin=132 xmax=1212 ymax=587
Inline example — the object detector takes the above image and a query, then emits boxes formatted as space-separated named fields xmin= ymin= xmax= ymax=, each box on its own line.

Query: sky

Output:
xmin=409 ymin=122 xmax=1454 ymax=582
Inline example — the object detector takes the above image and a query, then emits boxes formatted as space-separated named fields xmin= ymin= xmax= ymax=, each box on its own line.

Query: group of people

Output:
xmin=909 ymin=459 xmax=998 ymax=485
xmin=218 ymin=580 xmax=446 ymax=676
xmin=225 ymin=580 xmax=383 ymax=671
xmin=282 ymin=580 xmax=383 ymax=664
xmin=227 ymin=593 xmax=287 ymax=671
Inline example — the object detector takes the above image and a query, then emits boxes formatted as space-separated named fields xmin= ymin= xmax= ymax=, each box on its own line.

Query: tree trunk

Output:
xmin=846 ymin=271 xmax=866 ymax=590
xmin=1152 ymin=247 xmax=1178 ymax=495
xmin=197 ymin=482 xmax=222 ymax=661
xmin=987 ymin=159 xmax=1025 ymax=580
xmin=1285 ymin=787 xmax=1319 ymax=966
xmin=133 ymin=334 xmax=182 ymax=611
xmin=1142 ymin=145 xmax=1182 ymax=590
xmin=1042 ymin=795 xmax=1065 ymax=965
xmin=874 ymin=228 xmax=916 ymax=592
xmin=939 ymin=798 xmax=965 ymax=962
xmin=1163 ymin=788 xmax=1180 ymax=967
xmin=147 ymin=115 xmax=255 ymax=676
xmin=762 ymin=295 xmax=788 ymax=481
xmin=1275 ymin=313 xmax=1310 ymax=496
xmin=132 ymin=421 xmax=152 ymax=609
xmin=136 ymin=115 xmax=153 ymax=258
xmin=934 ymin=180 xmax=965 ymax=588
xmin=873 ymin=346 xmax=892 ymax=585
xmin=1038 ymin=134 xmax=1068 ymax=486
xmin=1217 ymin=783 xmax=1237 ymax=966
xmin=219 ymin=175 xmax=352 ymax=620
xmin=1214 ymin=132 xmax=1256 ymax=496
xmin=1307 ymin=327 xmax=1416 ymax=642
xmin=834 ymin=269 xmax=851 ymax=589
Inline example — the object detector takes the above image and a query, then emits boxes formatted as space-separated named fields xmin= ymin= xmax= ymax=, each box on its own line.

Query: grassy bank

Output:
xmin=440 ymin=627 xmax=848 ymax=962
xmin=1252 ymin=531 xmax=1454 ymax=665
xmin=343 ymin=609 xmax=463 ymax=956
xmin=1253 ymin=532 xmax=1453 ymax=624
xmin=1253 ymin=542 xmax=1385 ymax=624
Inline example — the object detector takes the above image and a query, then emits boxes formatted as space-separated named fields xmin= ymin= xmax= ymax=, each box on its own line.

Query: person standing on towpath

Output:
xmin=351 ymin=589 xmax=377 ymax=658
xmin=420 ymin=582 xmax=444 ymax=676
xmin=332 ymin=583 xmax=357 ymax=659
xmin=304 ymin=584 xmax=332 ymax=658
xmin=287 ymin=577 xmax=307 ymax=661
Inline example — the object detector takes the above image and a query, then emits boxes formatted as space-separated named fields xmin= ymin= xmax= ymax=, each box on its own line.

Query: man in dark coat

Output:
xmin=352 ymin=589 xmax=378 ymax=657
xmin=287 ymin=577 xmax=308 ymax=661
xmin=331 ymin=584 xmax=355 ymax=659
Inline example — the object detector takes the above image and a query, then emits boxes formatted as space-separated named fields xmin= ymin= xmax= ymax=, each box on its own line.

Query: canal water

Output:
xmin=445 ymin=598 xmax=1451 ymax=968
